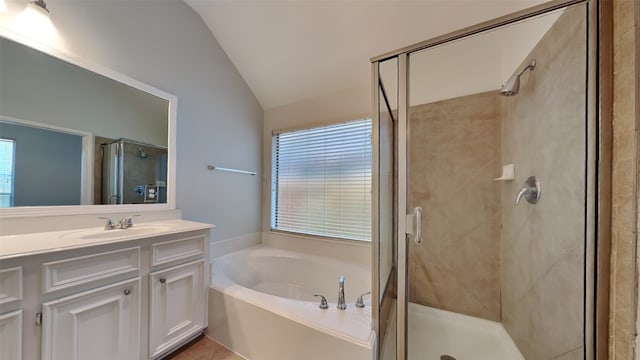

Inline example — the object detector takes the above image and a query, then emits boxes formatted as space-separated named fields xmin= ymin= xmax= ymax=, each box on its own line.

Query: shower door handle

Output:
xmin=413 ymin=206 xmax=423 ymax=245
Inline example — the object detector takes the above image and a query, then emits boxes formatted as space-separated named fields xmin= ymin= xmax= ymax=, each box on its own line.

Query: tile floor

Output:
xmin=166 ymin=336 xmax=245 ymax=360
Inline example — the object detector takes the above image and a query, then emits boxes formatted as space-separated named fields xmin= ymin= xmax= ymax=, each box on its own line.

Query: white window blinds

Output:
xmin=271 ymin=119 xmax=372 ymax=241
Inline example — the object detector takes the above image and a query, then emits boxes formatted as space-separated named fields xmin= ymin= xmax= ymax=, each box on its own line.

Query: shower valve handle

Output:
xmin=515 ymin=176 xmax=541 ymax=205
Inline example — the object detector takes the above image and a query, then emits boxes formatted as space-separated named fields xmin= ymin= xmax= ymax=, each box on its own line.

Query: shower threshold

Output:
xmin=381 ymin=302 xmax=524 ymax=360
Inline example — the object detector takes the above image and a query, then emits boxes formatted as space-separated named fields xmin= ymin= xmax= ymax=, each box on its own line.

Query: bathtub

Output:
xmin=208 ymin=245 xmax=375 ymax=360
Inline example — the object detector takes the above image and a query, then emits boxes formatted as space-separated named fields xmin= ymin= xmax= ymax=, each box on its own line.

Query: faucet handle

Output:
xmin=355 ymin=291 xmax=371 ymax=308
xmin=313 ymin=294 xmax=329 ymax=310
xmin=127 ymin=214 xmax=141 ymax=227
xmin=98 ymin=217 xmax=114 ymax=230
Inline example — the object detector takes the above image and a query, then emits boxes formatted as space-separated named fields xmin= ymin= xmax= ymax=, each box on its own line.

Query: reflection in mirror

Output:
xmin=101 ymin=138 xmax=167 ymax=205
xmin=0 ymin=36 xmax=172 ymax=208
xmin=0 ymin=119 xmax=84 ymax=207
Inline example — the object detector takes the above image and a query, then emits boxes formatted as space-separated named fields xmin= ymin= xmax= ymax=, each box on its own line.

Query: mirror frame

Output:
xmin=0 ymin=27 xmax=177 ymax=218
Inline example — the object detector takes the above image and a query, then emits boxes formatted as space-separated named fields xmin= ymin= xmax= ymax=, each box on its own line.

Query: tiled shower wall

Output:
xmin=500 ymin=7 xmax=587 ymax=360
xmin=408 ymin=91 xmax=502 ymax=321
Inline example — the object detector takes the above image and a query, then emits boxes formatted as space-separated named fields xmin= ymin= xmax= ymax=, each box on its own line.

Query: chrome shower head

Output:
xmin=500 ymin=59 xmax=536 ymax=96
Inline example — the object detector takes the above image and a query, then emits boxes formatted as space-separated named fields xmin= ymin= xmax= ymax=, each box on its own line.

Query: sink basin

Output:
xmin=62 ymin=224 xmax=175 ymax=240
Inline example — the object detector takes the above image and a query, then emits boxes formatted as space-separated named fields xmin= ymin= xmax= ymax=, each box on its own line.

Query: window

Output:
xmin=271 ymin=119 xmax=372 ymax=241
xmin=0 ymin=138 xmax=16 ymax=208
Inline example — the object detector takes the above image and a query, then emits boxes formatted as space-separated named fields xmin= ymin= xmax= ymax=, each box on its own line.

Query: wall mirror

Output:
xmin=0 ymin=33 xmax=176 ymax=217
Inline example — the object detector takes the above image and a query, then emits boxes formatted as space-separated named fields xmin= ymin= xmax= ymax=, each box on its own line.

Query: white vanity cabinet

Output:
xmin=0 ymin=220 xmax=212 ymax=360
xmin=149 ymin=260 xmax=205 ymax=358
xmin=41 ymin=278 xmax=142 ymax=360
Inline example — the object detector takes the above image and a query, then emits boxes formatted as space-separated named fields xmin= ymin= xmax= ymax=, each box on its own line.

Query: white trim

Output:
xmin=0 ymin=26 xmax=178 ymax=218
xmin=81 ymin=135 xmax=95 ymax=205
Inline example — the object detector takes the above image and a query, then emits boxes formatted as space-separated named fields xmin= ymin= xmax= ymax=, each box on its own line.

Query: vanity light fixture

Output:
xmin=0 ymin=0 xmax=8 ymax=14
xmin=15 ymin=0 xmax=57 ymax=41
xmin=31 ymin=0 xmax=50 ymax=15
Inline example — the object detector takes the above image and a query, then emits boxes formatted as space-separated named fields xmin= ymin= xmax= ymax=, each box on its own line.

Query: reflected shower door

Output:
xmin=402 ymin=4 xmax=590 ymax=360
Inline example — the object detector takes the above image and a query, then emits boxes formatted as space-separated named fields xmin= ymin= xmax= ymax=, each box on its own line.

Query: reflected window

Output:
xmin=0 ymin=138 xmax=16 ymax=208
xmin=271 ymin=119 xmax=372 ymax=241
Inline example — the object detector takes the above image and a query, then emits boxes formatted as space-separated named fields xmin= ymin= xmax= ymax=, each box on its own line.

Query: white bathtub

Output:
xmin=208 ymin=246 xmax=375 ymax=360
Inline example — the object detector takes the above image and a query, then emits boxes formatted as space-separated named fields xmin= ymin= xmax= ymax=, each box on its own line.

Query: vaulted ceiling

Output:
xmin=186 ymin=1 xmax=549 ymax=110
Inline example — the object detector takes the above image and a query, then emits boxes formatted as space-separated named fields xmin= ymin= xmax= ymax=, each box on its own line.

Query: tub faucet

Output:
xmin=337 ymin=276 xmax=346 ymax=310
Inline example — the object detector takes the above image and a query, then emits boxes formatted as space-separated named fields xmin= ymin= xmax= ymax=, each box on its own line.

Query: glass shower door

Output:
xmin=374 ymin=57 xmax=398 ymax=360
xmin=401 ymin=4 xmax=590 ymax=360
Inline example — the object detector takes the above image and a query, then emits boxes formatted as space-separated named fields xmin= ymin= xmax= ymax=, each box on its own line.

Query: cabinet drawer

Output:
xmin=151 ymin=235 xmax=205 ymax=267
xmin=42 ymin=247 xmax=140 ymax=294
xmin=0 ymin=267 xmax=22 ymax=305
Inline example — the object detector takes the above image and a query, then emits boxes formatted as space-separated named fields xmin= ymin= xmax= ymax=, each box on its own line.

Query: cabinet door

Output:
xmin=149 ymin=260 xmax=205 ymax=358
xmin=0 ymin=310 xmax=22 ymax=360
xmin=41 ymin=278 xmax=141 ymax=360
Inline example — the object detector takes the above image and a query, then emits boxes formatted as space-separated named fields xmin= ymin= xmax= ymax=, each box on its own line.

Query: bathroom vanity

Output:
xmin=0 ymin=219 xmax=212 ymax=360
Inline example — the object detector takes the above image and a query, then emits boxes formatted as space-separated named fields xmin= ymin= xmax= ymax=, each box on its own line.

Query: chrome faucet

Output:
xmin=98 ymin=215 xmax=140 ymax=230
xmin=337 ymin=276 xmax=346 ymax=310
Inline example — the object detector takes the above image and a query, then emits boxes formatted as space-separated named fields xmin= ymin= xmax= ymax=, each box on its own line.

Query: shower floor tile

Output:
xmin=381 ymin=302 xmax=524 ymax=360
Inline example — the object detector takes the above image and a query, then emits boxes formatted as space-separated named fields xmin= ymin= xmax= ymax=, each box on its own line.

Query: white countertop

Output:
xmin=0 ymin=219 xmax=214 ymax=260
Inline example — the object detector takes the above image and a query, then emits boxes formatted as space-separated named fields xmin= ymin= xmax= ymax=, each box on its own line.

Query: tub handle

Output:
xmin=355 ymin=291 xmax=371 ymax=308
xmin=313 ymin=294 xmax=329 ymax=310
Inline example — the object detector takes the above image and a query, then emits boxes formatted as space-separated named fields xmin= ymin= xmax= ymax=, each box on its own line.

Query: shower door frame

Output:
xmin=370 ymin=0 xmax=613 ymax=359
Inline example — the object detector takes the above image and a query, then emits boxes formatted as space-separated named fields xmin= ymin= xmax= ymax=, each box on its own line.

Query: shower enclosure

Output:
xmin=372 ymin=0 xmax=609 ymax=359
xmin=101 ymin=138 xmax=168 ymax=204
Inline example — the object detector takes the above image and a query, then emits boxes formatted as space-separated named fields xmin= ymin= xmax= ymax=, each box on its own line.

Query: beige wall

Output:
xmin=499 ymin=6 xmax=587 ymax=359
xmin=407 ymin=91 xmax=502 ymax=321
xmin=610 ymin=0 xmax=639 ymax=359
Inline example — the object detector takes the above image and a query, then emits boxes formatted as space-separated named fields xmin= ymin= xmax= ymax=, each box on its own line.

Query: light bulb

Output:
xmin=15 ymin=2 xmax=57 ymax=41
